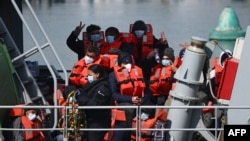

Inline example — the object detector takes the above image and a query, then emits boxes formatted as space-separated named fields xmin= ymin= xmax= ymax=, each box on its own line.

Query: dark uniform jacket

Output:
xmin=77 ymin=76 xmax=113 ymax=128
xmin=66 ymin=31 xmax=85 ymax=60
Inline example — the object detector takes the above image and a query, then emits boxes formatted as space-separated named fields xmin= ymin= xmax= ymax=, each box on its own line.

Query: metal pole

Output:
xmin=166 ymin=36 xmax=208 ymax=141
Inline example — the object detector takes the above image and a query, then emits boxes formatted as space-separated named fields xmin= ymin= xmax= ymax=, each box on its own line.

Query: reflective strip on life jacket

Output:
xmin=149 ymin=65 xmax=173 ymax=96
xmin=132 ymin=33 xmax=154 ymax=61
xmin=69 ymin=56 xmax=103 ymax=86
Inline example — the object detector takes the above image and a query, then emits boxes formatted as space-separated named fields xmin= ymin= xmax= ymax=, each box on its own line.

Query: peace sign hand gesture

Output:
xmin=73 ymin=21 xmax=85 ymax=36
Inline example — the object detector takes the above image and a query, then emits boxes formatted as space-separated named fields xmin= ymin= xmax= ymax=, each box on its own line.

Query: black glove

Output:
xmin=62 ymin=85 xmax=77 ymax=100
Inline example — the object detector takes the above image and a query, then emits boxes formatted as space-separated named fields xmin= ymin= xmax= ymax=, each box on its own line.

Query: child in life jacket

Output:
xmin=9 ymin=103 xmax=45 ymax=141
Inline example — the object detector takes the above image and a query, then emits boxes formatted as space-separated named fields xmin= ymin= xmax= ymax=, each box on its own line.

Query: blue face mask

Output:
xmin=161 ymin=59 xmax=171 ymax=66
xmin=106 ymin=35 xmax=115 ymax=44
xmin=87 ymin=75 xmax=94 ymax=83
xmin=134 ymin=30 xmax=145 ymax=38
xmin=90 ymin=34 xmax=101 ymax=42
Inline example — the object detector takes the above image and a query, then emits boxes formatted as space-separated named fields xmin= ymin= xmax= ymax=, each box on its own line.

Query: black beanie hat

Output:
xmin=162 ymin=48 xmax=175 ymax=62
xmin=24 ymin=103 xmax=40 ymax=116
xmin=132 ymin=20 xmax=147 ymax=32
xmin=86 ymin=24 xmax=101 ymax=34
xmin=118 ymin=51 xmax=132 ymax=66
xmin=105 ymin=27 xmax=119 ymax=36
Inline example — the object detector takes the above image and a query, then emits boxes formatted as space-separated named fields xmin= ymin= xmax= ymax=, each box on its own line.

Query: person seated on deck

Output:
xmin=67 ymin=22 xmax=105 ymax=60
xmin=9 ymin=103 xmax=45 ymax=141
xmin=109 ymin=51 xmax=154 ymax=141
xmin=68 ymin=45 xmax=110 ymax=87
xmin=63 ymin=64 xmax=113 ymax=141
xmin=149 ymin=47 xmax=176 ymax=106
xmin=129 ymin=20 xmax=169 ymax=81
xmin=101 ymin=26 xmax=134 ymax=55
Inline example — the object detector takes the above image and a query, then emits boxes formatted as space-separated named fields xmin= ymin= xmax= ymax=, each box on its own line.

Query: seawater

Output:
xmin=22 ymin=0 xmax=250 ymax=72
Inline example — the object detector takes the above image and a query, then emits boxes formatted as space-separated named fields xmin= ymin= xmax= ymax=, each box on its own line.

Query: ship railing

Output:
xmin=1 ymin=105 xmax=250 ymax=141
xmin=11 ymin=0 xmax=69 ymax=130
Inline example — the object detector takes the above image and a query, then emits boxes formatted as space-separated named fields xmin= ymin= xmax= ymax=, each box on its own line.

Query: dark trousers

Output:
xmin=113 ymin=103 xmax=136 ymax=141
xmin=152 ymin=95 xmax=168 ymax=105
xmin=85 ymin=122 xmax=107 ymax=141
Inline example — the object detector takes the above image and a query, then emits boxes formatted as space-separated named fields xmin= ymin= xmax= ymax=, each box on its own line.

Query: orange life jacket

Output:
xmin=202 ymin=101 xmax=214 ymax=114
xmin=131 ymin=33 xmax=154 ymax=61
xmin=10 ymin=105 xmax=45 ymax=141
xmin=101 ymin=54 xmax=119 ymax=71
xmin=21 ymin=116 xmax=45 ymax=141
xmin=131 ymin=108 xmax=167 ymax=141
xmin=104 ymin=108 xmax=126 ymax=141
xmin=211 ymin=57 xmax=224 ymax=97
xmin=129 ymin=24 xmax=154 ymax=61
xmin=56 ymin=89 xmax=67 ymax=117
xmin=9 ymin=104 xmax=26 ymax=117
xmin=173 ymin=56 xmax=182 ymax=68
xmin=149 ymin=64 xmax=174 ymax=96
xmin=100 ymin=36 xmax=122 ymax=54
xmin=114 ymin=65 xmax=145 ymax=97
xmin=119 ymin=32 xmax=134 ymax=43
xmin=69 ymin=56 xmax=103 ymax=86
xmin=82 ymin=31 xmax=105 ymax=52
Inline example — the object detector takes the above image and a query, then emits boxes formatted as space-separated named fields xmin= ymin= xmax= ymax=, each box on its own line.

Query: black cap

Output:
xmin=162 ymin=48 xmax=175 ymax=62
xmin=132 ymin=20 xmax=147 ymax=32
xmin=105 ymin=27 xmax=119 ymax=36
xmin=86 ymin=24 xmax=101 ymax=34
xmin=118 ymin=51 xmax=132 ymax=66
xmin=24 ymin=103 xmax=40 ymax=116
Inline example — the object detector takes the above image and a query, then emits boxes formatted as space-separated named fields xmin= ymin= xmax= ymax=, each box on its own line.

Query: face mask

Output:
xmin=134 ymin=30 xmax=145 ymax=38
xmin=28 ymin=113 xmax=36 ymax=121
xmin=84 ymin=55 xmax=94 ymax=64
xmin=106 ymin=35 xmax=115 ymax=44
xmin=161 ymin=60 xmax=171 ymax=66
xmin=124 ymin=63 xmax=132 ymax=72
xmin=87 ymin=75 xmax=94 ymax=83
xmin=90 ymin=34 xmax=101 ymax=42
xmin=140 ymin=112 xmax=149 ymax=120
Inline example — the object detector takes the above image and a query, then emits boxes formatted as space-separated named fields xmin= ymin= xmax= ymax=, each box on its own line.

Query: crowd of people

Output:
xmin=8 ymin=19 xmax=190 ymax=141
xmin=62 ymin=19 xmax=185 ymax=141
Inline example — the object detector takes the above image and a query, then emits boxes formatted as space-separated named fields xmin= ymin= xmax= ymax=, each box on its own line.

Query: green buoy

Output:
xmin=209 ymin=6 xmax=246 ymax=54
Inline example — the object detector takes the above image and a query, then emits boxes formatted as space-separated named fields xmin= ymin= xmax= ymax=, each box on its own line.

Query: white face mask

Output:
xmin=87 ymin=75 xmax=94 ymax=83
xmin=28 ymin=113 xmax=36 ymax=121
xmin=84 ymin=55 xmax=94 ymax=64
xmin=124 ymin=63 xmax=132 ymax=72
